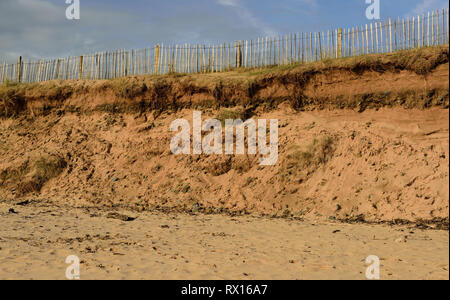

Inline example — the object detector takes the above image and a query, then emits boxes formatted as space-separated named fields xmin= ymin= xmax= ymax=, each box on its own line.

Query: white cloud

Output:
xmin=217 ymin=0 xmax=240 ymax=7
xmin=295 ymin=0 xmax=318 ymax=8
xmin=217 ymin=0 xmax=277 ymax=36
xmin=410 ymin=0 xmax=448 ymax=15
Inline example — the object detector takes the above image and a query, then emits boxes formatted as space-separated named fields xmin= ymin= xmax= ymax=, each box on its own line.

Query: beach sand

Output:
xmin=0 ymin=201 xmax=448 ymax=280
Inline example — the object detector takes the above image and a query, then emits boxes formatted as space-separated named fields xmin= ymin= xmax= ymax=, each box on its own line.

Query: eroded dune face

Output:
xmin=0 ymin=47 xmax=448 ymax=224
xmin=0 ymin=106 xmax=448 ymax=223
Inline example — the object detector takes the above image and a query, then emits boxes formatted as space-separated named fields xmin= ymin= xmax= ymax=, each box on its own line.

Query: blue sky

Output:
xmin=0 ymin=0 xmax=448 ymax=63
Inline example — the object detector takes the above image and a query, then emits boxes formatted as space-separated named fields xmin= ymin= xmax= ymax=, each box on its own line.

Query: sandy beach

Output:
xmin=0 ymin=201 xmax=448 ymax=280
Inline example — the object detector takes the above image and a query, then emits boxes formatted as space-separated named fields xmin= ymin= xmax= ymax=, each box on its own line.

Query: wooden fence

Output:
xmin=1 ymin=8 xmax=449 ymax=84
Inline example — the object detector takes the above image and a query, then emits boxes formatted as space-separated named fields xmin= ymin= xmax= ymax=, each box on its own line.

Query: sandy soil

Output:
xmin=0 ymin=107 xmax=448 ymax=223
xmin=0 ymin=201 xmax=448 ymax=280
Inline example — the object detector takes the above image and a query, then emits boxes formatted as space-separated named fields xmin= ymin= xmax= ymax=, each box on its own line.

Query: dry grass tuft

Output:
xmin=0 ymin=45 xmax=447 ymax=117
xmin=16 ymin=156 xmax=67 ymax=195
xmin=0 ymin=80 xmax=26 ymax=117
xmin=282 ymin=136 xmax=336 ymax=183
xmin=112 ymin=79 xmax=148 ymax=98
xmin=216 ymin=109 xmax=247 ymax=125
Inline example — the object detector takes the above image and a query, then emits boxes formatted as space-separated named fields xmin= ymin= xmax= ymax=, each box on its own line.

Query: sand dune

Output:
xmin=0 ymin=46 xmax=448 ymax=280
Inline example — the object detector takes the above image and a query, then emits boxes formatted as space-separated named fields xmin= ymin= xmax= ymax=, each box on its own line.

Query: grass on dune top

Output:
xmin=2 ymin=45 xmax=448 ymax=88
xmin=0 ymin=45 xmax=448 ymax=116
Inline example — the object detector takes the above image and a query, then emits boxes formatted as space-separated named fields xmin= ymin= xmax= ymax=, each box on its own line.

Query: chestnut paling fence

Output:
xmin=1 ymin=8 xmax=449 ymax=84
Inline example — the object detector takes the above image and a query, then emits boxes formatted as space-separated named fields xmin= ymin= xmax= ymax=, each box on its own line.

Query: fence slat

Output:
xmin=436 ymin=10 xmax=441 ymax=45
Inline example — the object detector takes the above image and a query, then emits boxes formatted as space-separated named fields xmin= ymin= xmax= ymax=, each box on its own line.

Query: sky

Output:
xmin=0 ymin=0 xmax=448 ymax=63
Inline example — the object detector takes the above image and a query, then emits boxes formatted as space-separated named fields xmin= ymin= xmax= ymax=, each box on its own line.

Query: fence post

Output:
xmin=318 ymin=32 xmax=322 ymax=59
xmin=17 ymin=56 xmax=22 ymax=83
xmin=394 ymin=19 xmax=398 ymax=51
xmin=56 ymin=59 xmax=61 ymax=80
xmin=375 ymin=23 xmax=379 ymax=53
xmin=446 ymin=8 xmax=449 ymax=44
xmin=166 ymin=44 xmax=170 ymax=75
xmin=1 ymin=62 xmax=5 ymax=83
xmin=402 ymin=19 xmax=406 ymax=49
xmin=311 ymin=32 xmax=315 ymax=60
xmin=422 ymin=14 xmax=425 ymax=47
xmin=443 ymin=8 xmax=446 ymax=44
xmin=288 ymin=33 xmax=292 ymax=63
xmin=237 ymin=41 xmax=242 ymax=68
xmin=365 ymin=24 xmax=369 ymax=54
xmin=211 ymin=45 xmax=215 ymax=72
xmin=162 ymin=44 xmax=167 ymax=74
xmin=154 ymin=45 xmax=160 ymax=74
xmin=389 ymin=18 xmax=392 ymax=52
xmin=436 ymin=9 xmax=440 ymax=45
xmin=337 ymin=28 xmax=342 ymax=58
xmin=416 ymin=16 xmax=419 ymax=47
xmin=37 ymin=59 xmax=42 ymax=82
xmin=23 ymin=61 xmax=28 ymax=83
xmin=346 ymin=29 xmax=349 ymax=56
xmin=352 ymin=27 xmax=355 ymax=56
xmin=261 ymin=38 xmax=264 ymax=66
xmin=78 ymin=56 xmax=83 ymax=80
xmin=370 ymin=23 xmax=374 ymax=53
xmin=432 ymin=11 xmax=435 ymax=45
xmin=294 ymin=33 xmax=298 ymax=62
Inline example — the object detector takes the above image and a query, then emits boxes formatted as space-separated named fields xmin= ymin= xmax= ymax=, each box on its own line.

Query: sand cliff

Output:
xmin=0 ymin=46 xmax=448 ymax=225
